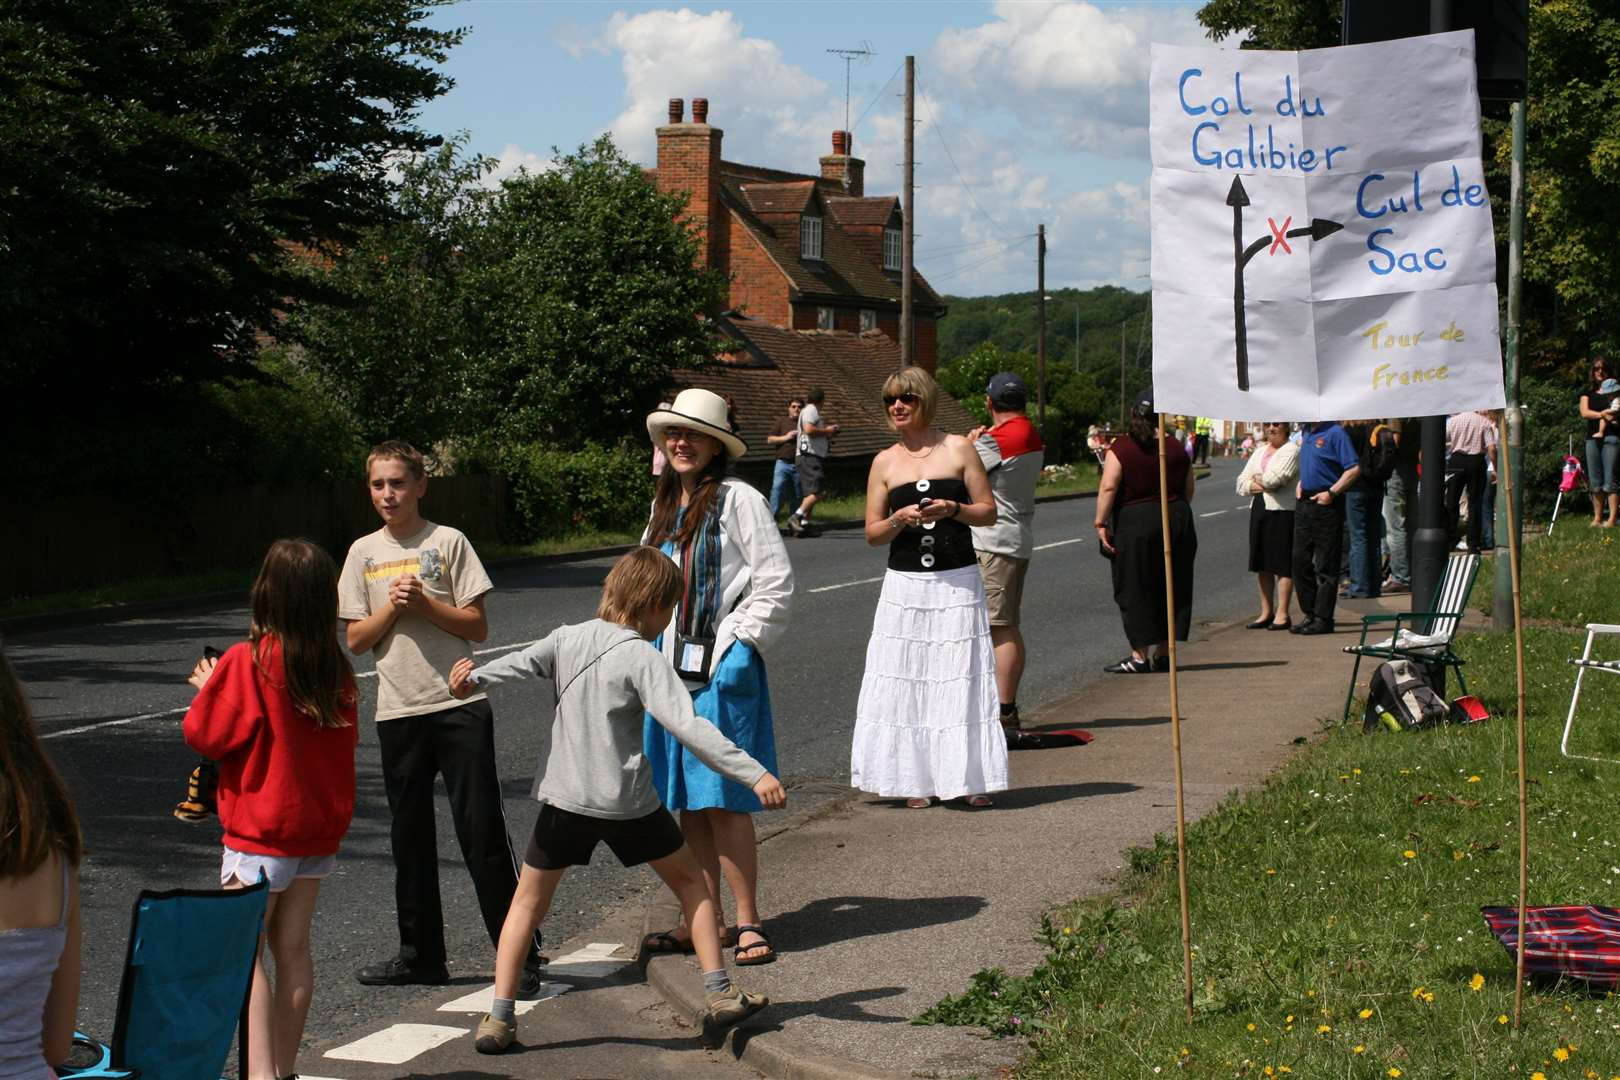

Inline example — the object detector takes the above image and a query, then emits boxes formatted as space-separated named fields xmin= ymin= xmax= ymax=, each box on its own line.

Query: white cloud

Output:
xmin=587 ymin=9 xmax=834 ymax=168
xmin=483 ymin=143 xmax=554 ymax=187
xmin=932 ymin=1 xmax=1208 ymax=158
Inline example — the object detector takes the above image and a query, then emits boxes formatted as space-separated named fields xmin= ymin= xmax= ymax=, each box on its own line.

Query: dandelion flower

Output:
xmin=1353 ymin=1045 xmax=1366 ymax=1054
xmin=1411 ymin=986 xmax=1427 ymax=1000
xmin=1532 ymin=1073 xmax=1547 ymax=1080
xmin=1266 ymin=869 xmax=1277 ymax=876
xmin=1359 ymin=1008 xmax=1374 ymax=1019
xmin=1247 ymin=1023 xmax=1256 ymax=1032
xmin=1353 ymin=768 xmax=1362 ymax=775
xmin=1470 ymin=973 xmax=1486 ymax=991
xmin=1284 ymin=1015 xmax=1294 ymax=1023
xmin=1403 ymin=850 xmax=1417 ymax=859
xmin=1468 ymin=775 xmax=1482 ymax=783
xmin=1317 ymin=1024 xmax=1332 ymax=1034
xmin=1497 ymin=1014 xmax=1509 ymax=1025
xmin=1389 ymin=1069 xmax=1403 ymax=1078
xmin=1556 ymin=1048 xmax=1572 ymax=1062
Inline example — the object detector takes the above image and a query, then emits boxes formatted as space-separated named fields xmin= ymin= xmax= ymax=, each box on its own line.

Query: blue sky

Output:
xmin=416 ymin=1 xmax=1213 ymax=297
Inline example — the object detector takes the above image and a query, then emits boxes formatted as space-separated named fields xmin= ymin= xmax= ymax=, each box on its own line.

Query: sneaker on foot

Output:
xmin=702 ymin=988 xmax=768 ymax=1043
xmin=786 ymin=514 xmax=805 ymax=535
xmin=354 ymin=956 xmax=449 ymax=986
xmin=474 ymin=1013 xmax=517 ymax=1054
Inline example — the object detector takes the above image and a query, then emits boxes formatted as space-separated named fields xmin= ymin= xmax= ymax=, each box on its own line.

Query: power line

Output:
xmin=850 ymin=60 xmax=902 ymax=135
xmin=915 ymin=79 xmax=998 ymax=229
xmin=929 ymin=234 xmax=1034 ymax=283
xmin=915 ymin=231 xmax=1033 ymax=259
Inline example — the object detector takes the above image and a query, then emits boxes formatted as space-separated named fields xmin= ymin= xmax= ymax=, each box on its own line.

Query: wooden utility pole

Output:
xmin=1036 ymin=224 xmax=1047 ymax=433
xmin=900 ymin=55 xmax=914 ymax=367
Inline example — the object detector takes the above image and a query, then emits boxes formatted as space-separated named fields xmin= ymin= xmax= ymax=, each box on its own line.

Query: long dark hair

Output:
xmin=1591 ymin=355 xmax=1610 ymax=390
xmin=645 ymin=452 xmax=729 ymax=548
xmin=0 ymin=650 xmax=82 ymax=876
xmin=249 ymin=539 xmax=354 ymax=729
xmin=1128 ymin=412 xmax=1158 ymax=450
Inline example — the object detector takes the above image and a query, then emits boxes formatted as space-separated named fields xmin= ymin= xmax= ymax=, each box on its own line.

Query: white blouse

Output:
xmin=1235 ymin=440 xmax=1300 ymax=511
xmin=643 ymin=478 xmax=795 ymax=684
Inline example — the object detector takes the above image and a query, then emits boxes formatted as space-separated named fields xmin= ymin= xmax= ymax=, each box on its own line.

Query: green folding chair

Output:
xmin=1340 ymin=552 xmax=1481 ymax=724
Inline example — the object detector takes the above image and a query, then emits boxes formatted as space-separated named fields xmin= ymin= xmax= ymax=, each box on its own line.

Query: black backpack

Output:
xmin=1363 ymin=659 xmax=1449 ymax=732
xmin=1359 ymin=423 xmax=1400 ymax=484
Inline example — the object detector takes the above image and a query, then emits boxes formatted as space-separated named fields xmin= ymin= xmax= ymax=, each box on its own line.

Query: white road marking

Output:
xmin=1200 ymin=510 xmax=1227 ymax=518
xmin=324 ymin=1023 xmax=465 ymax=1065
xmin=40 ymin=637 xmax=548 ymax=740
xmin=546 ymin=942 xmax=636 ymax=978
xmin=1032 ymin=538 xmax=1085 ymax=551
xmin=807 ymin=575 xmax=885 ymax=594
xmin=438 ymin=984 xmax=563 ymax=1014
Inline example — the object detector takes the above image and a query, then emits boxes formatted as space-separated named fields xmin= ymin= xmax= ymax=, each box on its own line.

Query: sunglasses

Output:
xmin=884 ymin=392 xmax=922 ymax=407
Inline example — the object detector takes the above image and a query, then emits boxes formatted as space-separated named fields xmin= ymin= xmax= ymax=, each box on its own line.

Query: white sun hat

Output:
xmin=645 ymin=387 xmax=748 ymax=460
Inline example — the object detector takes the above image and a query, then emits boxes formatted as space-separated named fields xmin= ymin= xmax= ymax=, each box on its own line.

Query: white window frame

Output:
xmin=801 ymin=215 xmax=823 ymax=261
xmin=817 ymin=306 xmax=835 ymax=330
xmin=883 ymin=227 xmax=902 ymax=271
xmin=859 ymin=309 xmax=877 ymax=333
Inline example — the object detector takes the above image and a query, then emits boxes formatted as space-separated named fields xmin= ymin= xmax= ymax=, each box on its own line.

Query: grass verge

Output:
xmin=922 ymin=536 xmax=1620 ymax=1076
xmin=1470 ymin=524 xmax=1620 ymax=627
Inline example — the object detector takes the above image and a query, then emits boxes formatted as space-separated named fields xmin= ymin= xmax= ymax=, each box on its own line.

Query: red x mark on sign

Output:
xmin=1267 ymin=216 xmax=1293 ymax=255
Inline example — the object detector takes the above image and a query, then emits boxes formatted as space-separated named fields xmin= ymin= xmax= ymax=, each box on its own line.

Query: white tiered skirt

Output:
xmin=850 ymin=565 xmax=1009 ymax=799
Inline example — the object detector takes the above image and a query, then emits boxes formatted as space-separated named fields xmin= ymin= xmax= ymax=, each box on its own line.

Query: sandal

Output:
xmin=641 ymin=929 xmax=695 ymax=955
xmin=733 ymin=924 xmax=777 ymax=966
xmin=905 ymin=797 xmax=933 ymax=809
xmin=964 ymin=794 xmax=995 ymax=808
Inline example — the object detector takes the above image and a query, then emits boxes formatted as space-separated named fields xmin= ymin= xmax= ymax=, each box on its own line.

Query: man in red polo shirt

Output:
xmin=969 ymin=372 xmax=1045 ymax=747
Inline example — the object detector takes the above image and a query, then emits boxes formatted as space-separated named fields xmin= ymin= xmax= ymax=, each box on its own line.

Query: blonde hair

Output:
xmin=881 ymin=366 xmax=940 ymax=429
xmin=365 ymin=439 xmax=426 ymax=481
xmin=598 ymin=548 xmax=684 ymax=626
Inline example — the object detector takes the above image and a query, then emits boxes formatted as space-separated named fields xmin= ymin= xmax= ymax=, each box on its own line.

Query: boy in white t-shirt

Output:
xmin=338 ymin=440 xmax=544 ymax=994
xmin=787 ymin=387 xmax=839 ymax=536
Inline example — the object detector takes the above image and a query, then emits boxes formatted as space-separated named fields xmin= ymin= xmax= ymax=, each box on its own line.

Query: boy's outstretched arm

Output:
xmin=458 ymin=631 xmax=558 ymax=692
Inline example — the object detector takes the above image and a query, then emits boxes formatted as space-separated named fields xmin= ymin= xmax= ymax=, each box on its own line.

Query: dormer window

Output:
xmin=883 ymin=227 xmax=902 ymax=271
xmin=800 ymin=215 xmax=823 ymax=261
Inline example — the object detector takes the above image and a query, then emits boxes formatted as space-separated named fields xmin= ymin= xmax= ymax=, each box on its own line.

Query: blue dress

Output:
xmin=644 ymin=638 xmax=778 ymax=812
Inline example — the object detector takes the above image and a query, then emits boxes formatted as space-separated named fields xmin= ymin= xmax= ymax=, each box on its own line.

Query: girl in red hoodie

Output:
xmin=184 ymin=538 xmax=359 ymax=1080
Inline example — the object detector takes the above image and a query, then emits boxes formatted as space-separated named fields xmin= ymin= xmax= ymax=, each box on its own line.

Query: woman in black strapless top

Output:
xmin=849 ymin=367 xmax=1008 ymax=809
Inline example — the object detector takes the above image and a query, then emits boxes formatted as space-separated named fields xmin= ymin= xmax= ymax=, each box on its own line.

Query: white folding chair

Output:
xmin=1562 ymin=623 xmax=1620 ymax=764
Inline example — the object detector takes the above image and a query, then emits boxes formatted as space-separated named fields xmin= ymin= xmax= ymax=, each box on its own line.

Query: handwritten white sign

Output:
xmin=1149 ymin=30 xmax=1506 ymax=421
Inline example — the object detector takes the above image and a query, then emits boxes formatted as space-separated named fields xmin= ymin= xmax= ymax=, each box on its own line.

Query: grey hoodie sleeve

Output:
xmin=470 ymin=631 xmax=558 ymax=688
xmin=633 ymin=650 xmax=767 ymax=789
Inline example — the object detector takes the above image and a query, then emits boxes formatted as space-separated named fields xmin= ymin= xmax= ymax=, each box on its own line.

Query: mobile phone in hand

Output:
xmin=918 ymin=497 xmax=933 ymax=509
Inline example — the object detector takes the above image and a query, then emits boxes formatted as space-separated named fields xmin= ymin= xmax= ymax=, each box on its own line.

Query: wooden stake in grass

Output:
xmin=1498 ymin=413 xmax=1529 ymax=1028
xmin=1156 ymin=412 xmax=1194 ymax=1022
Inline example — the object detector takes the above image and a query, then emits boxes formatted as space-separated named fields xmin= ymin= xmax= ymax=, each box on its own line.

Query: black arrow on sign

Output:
xmin=1226 ymin=174 xmax=1344 ymax=392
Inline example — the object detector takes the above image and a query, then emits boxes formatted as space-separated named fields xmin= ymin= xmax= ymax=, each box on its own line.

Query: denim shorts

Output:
xmin=1586 ymin=436 xmax=1620 ymax=494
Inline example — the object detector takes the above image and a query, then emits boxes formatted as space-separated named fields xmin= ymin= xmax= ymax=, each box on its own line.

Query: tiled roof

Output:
xmin=720 ymin=179 xmax=943 ymax=313
xmin=737 ymin=181 xmax=818 ymax=215
xmin=825 ymin=196 xmax=898 ymax=227
xmin=674 ymin=314 xmax=976 ymax=464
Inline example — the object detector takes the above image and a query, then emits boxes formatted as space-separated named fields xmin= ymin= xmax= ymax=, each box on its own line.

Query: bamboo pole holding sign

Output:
xmin=1156 ymin=412 xmax=1194 ymax=1022
xmin=1497 ymin=413 xmax=1529 ymax=1028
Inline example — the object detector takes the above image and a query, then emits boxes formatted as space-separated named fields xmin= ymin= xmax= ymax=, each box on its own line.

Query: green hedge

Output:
xmin=488 ymin=442 xmax=654 ymax=541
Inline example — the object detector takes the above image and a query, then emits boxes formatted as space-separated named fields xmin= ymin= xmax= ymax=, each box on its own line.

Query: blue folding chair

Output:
xmin=60 ymin=879 xmax=268 ymax=1080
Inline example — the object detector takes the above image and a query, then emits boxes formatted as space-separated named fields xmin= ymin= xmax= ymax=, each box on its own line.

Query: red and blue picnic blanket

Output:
xmin=1481 ymin=905 xmax=1620 ymax=986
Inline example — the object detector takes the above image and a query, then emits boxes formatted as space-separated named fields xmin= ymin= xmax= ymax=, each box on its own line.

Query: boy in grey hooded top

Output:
xmin=468 ymin=618 xmax=768 ymax=817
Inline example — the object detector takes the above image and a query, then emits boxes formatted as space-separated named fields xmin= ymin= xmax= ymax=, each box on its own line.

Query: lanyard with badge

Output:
xmin=673 ymin=487 xmax=730 ymax=684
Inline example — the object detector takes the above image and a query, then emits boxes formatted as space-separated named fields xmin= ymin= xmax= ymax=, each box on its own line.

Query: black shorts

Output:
xmin=797 ymin=452 xmax=825 ymax=495
xmin=524 ymin=803 xmax=686 ymax=870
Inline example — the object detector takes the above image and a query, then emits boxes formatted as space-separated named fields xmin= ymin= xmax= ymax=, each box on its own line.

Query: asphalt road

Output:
xmin=12 ymin=458 xmax=1260 ymax=1056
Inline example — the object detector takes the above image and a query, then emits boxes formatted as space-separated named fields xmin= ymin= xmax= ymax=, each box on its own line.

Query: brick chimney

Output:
xmin=655 ymin=96 xmax=727 ymax=272
xmin=819 ymin=130 xmax=864 ymax=197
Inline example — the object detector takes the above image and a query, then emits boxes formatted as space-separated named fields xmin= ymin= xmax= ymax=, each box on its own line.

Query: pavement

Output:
xmin=633 ymin=589 xmax=1441 ymax=1080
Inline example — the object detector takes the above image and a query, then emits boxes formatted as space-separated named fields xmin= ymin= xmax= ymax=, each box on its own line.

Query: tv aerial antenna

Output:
xmin=827 ymin=43 xmax=875 ymax=134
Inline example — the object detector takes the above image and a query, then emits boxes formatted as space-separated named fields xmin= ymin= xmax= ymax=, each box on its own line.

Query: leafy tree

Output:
xmin=292 ymin=136 xmax=729 ymax=449
xmin=1195 ymin=0 xmax=1340 ymax=49
xmin=937 ymin=342 xmax=1107 ymax=463
xmin=0 ymin=0 xmax=462 ymax=401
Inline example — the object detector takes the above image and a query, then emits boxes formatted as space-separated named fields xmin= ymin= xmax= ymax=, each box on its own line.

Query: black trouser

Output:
xmin=1194 ymin=433 xmax=1210 ymax=465
xmin=1292 ymin=495 xmax=1346 ymax=624
xmin=376 ymin=700 xmax=538 ymax=968
xmin=1445 ymin=451 xmax=1488 ymax=553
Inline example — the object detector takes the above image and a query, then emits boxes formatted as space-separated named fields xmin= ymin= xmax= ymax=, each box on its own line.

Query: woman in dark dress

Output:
xmin=1093 ymin=391 xmax=1198 ymax=673
xmin=1233 ymin=422 xmax=1299 ymax=629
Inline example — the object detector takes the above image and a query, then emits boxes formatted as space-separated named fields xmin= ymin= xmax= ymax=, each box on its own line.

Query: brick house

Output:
xmin=649 ymin=97 xmax=973 ymax=466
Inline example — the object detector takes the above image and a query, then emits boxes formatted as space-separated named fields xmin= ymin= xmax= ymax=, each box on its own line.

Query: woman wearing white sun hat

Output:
xmin=638 ymin=388 xmax=794 ymax=968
